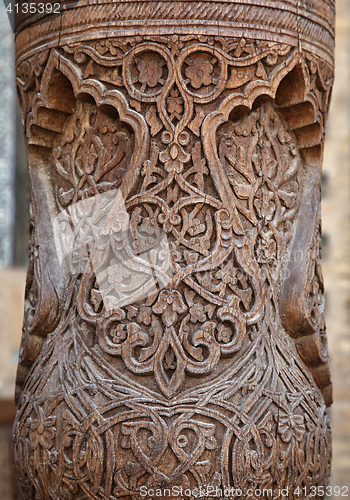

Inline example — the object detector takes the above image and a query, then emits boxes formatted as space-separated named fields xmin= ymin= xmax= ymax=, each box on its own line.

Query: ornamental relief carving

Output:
xmin=13 ymin=33 xmax=333 ymax=499
xmin=13 ymin=297 xmax=331 ymax=498
xmin=17 ymin=36 xmax=331 ymax=396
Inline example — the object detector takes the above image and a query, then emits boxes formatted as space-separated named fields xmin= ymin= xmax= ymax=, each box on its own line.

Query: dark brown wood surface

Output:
xmin=12 ymin=1 xmax=334 ymax=498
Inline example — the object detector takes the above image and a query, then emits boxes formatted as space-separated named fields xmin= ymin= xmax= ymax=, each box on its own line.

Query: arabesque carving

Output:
xmin=13 ymin=2 xmax=334 ymax=499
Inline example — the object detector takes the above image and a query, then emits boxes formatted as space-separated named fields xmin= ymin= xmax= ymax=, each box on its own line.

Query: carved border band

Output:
xmin=15 ymin=0 xmax=335 ymax=66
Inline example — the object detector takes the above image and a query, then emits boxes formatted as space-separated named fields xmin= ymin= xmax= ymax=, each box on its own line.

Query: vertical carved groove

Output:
xmin=13 ymin=2 xmax=334 ymax=498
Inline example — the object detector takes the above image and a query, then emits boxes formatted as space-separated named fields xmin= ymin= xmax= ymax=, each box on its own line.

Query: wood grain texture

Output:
xmin=13 ymin=2 xmax=334 ymax=499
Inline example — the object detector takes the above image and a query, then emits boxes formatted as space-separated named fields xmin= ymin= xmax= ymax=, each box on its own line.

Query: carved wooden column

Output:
xmin=13 ymin=1 xmax=335 ymax=498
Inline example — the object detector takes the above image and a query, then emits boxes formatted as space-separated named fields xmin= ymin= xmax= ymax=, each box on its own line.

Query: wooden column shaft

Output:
xmin=13 ymin=2 xmax=335 ymax=498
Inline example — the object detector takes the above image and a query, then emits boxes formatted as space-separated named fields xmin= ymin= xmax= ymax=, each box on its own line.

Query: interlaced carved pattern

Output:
xmin=13 ymin=34 xmax=333 ymax=498
xmin=47 ymin=39 xmax=303 ymax=398
xmin=16 ymin=36 xmax=333 ymax=398
xmin=13 ymin=296 xmax=331 ymax=499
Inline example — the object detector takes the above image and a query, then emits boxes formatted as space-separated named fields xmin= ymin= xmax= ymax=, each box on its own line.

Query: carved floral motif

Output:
xmin=13 ymin=31 xmax=333 ymax=500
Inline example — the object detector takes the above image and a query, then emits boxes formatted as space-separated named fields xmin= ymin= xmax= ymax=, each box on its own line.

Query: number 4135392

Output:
xmin=6 ymin=3 xmax=60 ymax=14
xmin=294 ymin=486 xmax=348 ymax=497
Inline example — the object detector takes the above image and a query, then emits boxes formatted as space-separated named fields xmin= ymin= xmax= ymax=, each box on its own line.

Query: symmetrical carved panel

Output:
xmin=13 ymin=3 xmax=334 ymax=498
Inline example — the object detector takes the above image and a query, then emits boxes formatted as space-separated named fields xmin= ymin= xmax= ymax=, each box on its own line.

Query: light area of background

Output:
xmin=0 ymin=0 xmax=348 ymax=494
xmin=321 ymin=0 xmax=350 ymax=488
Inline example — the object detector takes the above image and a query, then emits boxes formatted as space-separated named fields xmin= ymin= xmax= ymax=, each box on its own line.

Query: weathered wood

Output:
xmin=13 ymin=1 xmax=334 ymax=498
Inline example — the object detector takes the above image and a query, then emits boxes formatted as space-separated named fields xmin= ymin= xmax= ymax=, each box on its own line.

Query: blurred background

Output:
xmin=0 ymin=0 xmax=349 ymax=497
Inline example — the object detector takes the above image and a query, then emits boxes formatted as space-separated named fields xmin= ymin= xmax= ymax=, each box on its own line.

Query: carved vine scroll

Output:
xmin=13 ymin=1 xmax=334 ymax=499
